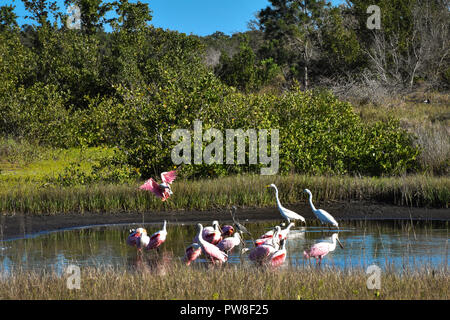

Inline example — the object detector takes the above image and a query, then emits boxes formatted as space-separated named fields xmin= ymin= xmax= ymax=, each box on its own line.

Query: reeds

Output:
xmin=0 ymin=263 xmax=447 ymax=300
xmin=0 ymin=174 xmax=448 ymax=215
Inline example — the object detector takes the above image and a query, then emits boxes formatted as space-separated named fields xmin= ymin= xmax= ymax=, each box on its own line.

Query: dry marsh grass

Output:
xmin=0 ymin=264 xmax=447 ymax=300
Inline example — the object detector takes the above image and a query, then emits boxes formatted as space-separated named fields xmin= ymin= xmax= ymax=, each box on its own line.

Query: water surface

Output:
xmin=0 ymin=220 xmax=448 ymax=275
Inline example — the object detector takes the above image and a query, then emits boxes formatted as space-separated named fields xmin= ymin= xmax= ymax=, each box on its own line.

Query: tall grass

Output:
xmin=0 ymin=263 xmax=447 ymax=300
xmin=0 ymin=174 xmax=448 ymax=215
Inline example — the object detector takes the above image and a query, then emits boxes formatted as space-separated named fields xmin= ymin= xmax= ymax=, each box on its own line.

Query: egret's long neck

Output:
xmin=274 ymin=187 xmax=283 ymax=209
xmin=307 ymin=192 xmax=317 ymax=211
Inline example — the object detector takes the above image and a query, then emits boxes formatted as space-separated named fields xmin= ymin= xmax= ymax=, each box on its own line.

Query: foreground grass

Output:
xmin=0 ymin=264 xmax=447 ymax=300
xmin=0 ymin=174 xmax=448 ymax=215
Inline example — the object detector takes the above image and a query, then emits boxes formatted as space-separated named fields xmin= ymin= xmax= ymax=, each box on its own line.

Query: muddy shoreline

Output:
xmin=1 ymin=201 xmax=448 ymax=240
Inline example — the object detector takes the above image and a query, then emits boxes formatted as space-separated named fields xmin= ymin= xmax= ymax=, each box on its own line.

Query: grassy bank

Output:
xmin=1 ymin=264 xmax=447 ymax=300
xmin=0 ymin=174 xmax=448 ymax=215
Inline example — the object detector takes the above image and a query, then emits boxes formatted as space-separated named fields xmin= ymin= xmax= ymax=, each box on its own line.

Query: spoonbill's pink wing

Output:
xmin=217 ymin=238 xmax=234 ymax=252
xmin=306 ymin=242 xmax=330 ymax=258
xmin=270 ymin=250 xmax=286 ymax=267
xmin=139 ymin=178 xmax=164 ymax=198
xmin=161 ymin=170 xmax=177 ymax=184
xmin=249 ymin=245 xmax=275 ymax=262
xmin=202 ymin=241 xmax=228 ymax=262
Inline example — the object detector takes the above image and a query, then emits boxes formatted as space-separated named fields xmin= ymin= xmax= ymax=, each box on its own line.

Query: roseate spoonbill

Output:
xmin=146 ymin=221 xmax=167 ymax=251
xmin=260 ymin=222 xmax=293 ymax=241
xmin=196 ymin=224 xmax=228 ymax=264
xmin=255 ymin=226 xmax=282 ymax=248
xmin=266 ymin=184 xmax=306 ymax=224
xmin=304 ymin=189 xmax=339 ymax=228
xmin=221 ymin=225 xmax=234 ymax=237
xmin=303 ymin=233 xmax=344 ymax=266
xmin=184 ymin=242 xmax=202 ymax=266
xmin=202 ymin=220 xmax=222 ymax=245
xmin=127 ymin=228 xmax=150 ymax=251
xmin=249 ymin=243 xmax=277 ymax=265
xmin=217 ymin=232 xmax=242 ymax=254
xmin=139 ymin=170 xmax=177 ymax=201
xmin=270 ymin=239 xmax=287 ymax=267
xmin=230 ymin=206 xmax=251 ymax=237
xmin=279 ymin=222 xmax=295 ymax=240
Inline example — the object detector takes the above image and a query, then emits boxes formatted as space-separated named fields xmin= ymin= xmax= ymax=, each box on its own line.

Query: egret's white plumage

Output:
xmin=304 ymin=189 xmax=339 ymax=228
xmin=266 ymin=184 xmax=306 ymax=224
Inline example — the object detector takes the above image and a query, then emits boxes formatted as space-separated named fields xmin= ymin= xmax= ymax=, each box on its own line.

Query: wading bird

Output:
xmin=184 ymin=242 xmax=202 ymax=266
xmin=221 ymin=225 xmax=234 ymax=237
xmin=270 ymin=239 xmax=287 ymax=268
xmin=201 ymin=220 xmax=222 ymax=245
xmin=217 ymin=232 xmax=242 ymax=254
xmin=255 ymin=226 xmax=282 ymax=248
xmin=304 ymin=189 xmax=339 ymax=228
xmin=249 ymin=243 xmax=277 ymax=265
xmin=127 ymin=228 xmax=150 ymax=252
xmin=196 ymin=224 xmax=228 ymax=264
xmin=139 ymin=170 xmax=177 ymax=201
xmin=230 ymin=206 xmax=252 ymax=238
xmin=146 ymin=221 xmax=168 ymax=251
xmin=266 ymin=184 xmax=306 ymax=224
xmin=303 ymin=233 xmax=344 ymax=266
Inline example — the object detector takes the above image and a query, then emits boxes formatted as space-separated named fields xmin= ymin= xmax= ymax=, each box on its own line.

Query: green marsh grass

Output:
xmin=0 ymin=174 xmax=448 ymax=215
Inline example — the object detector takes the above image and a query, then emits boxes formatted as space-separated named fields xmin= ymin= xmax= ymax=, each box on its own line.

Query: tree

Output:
xmin=64 ymin=0 xmax=112 ymax=35
xmin=0 ymin=5 xmax=18 ymax=32
xmin=22 ymin=0 xmax=59 ymax=28
xmin=258 ymin=0 xmax=331 ymax=89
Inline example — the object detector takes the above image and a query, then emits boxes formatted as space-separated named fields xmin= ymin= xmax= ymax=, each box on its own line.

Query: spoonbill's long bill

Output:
xmin=303 ymin=233 xmax=344 ymax=266
xmin=184 ymin=242 xmax=202 ymax=266
xmin=266 ymin=184 xmax=306 ymax=225
xmin=146 ymin=221 xmax=168 ymax=251
xmin=139 ymin=170 xmax=177 ymax=201
xmin=304 ymin=189 xmax=339 ymax=228
xmin=196 ymin=224 xmax=228 ymax=264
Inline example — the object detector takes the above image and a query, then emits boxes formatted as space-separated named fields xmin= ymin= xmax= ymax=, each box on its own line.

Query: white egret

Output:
xmin=266 ymin=184 xmax=306 ymax=224
xmin=304 ymin=189 xmax=339 ymax=228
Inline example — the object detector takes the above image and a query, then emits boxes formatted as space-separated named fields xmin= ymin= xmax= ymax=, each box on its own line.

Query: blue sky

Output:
xmin=7 ymin=0 xmax=344 ymax=36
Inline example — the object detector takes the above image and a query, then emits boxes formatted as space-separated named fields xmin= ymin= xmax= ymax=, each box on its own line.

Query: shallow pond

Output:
xmin=0 ymin=220 xmax=448 ymax=275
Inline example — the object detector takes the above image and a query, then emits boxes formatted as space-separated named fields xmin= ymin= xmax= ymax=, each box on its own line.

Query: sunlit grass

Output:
xmin=0 ymin=174 xmax=448 ymax=215
xmin=0 ymin=263 xmax=447 ymax=300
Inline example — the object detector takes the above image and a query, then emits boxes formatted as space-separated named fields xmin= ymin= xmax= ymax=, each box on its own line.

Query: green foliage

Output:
xmin=216 ymin=36 xmax=281 ymax=92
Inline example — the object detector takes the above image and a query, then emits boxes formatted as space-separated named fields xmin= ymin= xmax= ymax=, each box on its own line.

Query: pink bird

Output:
xmin=139 ymin=170 xmax=177 ymax=201
xmin=303 ymin=233 xmax=344 ymax=266
xmin=278 ymin=223 xmax=295 ymax=240
xmin=270 ymin=239 xmax=287 ymax=267
xmin=184 ymin=242 xmax=202 ymax=266
xmin=196 ymin=224 xmax=228 ymax=264
xmin=221 ymin=225 xmax=234 ymax=237
xmin=127 ymin=228 xmax=150 ymax=252
xmin=146 ymin=221 xmax=168 ymax=251
xmin=217 ymin=232 xmax=241 ymax=254
xmin=255 ymin=226 xmax=282 ymax=248
xmin=201 ymin=220 xmax=222 ymax=245
xmin=249 ymin=244 xmax=277 ymax=265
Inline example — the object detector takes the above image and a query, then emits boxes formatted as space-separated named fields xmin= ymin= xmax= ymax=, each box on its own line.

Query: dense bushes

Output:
xmin=0 ymin=2 xmax=421 ymax=179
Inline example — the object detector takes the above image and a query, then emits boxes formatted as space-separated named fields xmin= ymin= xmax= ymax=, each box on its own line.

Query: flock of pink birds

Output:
xmin=127 ymin=170 xmax=345 ymax=267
